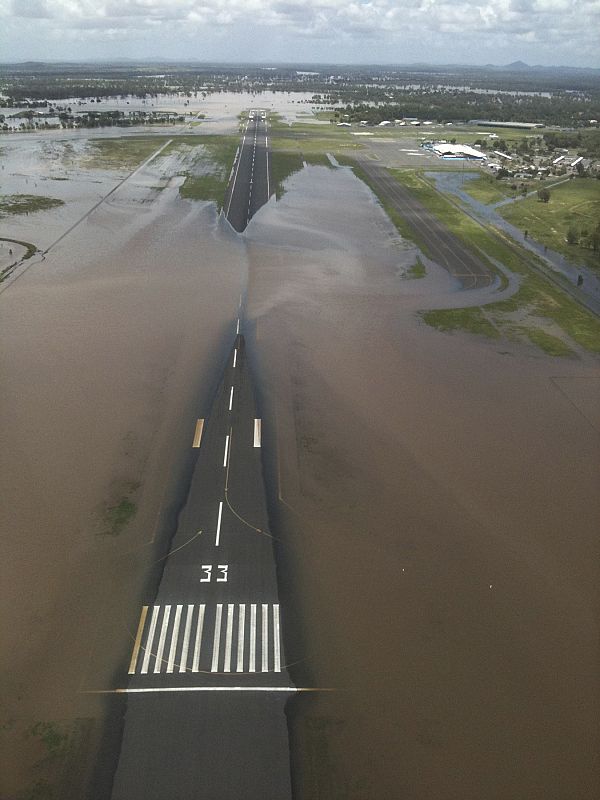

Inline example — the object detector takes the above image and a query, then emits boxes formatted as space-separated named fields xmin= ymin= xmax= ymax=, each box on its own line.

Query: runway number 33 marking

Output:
xmin=200 ymin=565 xmax=229 ymax=583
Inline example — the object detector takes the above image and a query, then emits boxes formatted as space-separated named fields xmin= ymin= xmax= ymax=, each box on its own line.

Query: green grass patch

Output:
xmin=406 ymin=258 xmax=427 ymax=279
xmin=512 ymin=326 xmax=574 ymax=356
xmin=0 ymin=195 xmax=64 ymax=216
xmin=421 ymin=307 xmax=500 ymax=338
xmin=103 ymin=497 xmax=136 ymax=536
xmin=304 ymin=152 xmax=334 ymax=167
xmin=499 ymin=177 xmax=600 ymax=274
xmin=167 ymin=135 xmax=239 ymax=209
xmin=0 ymin=236 xmax=37 ymax=258
xmin=462 ymin=174 xmax=518 ymax=204
xmin=83 ymin=136 xmax=169 ymax=170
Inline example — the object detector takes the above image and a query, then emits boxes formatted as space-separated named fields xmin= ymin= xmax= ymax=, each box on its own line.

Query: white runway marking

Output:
xmin=236 ymin=318 xmax=240 ymax=334
xmin=192 ymin=605 xmax=205 ymax=672
xmin=273 ymin=604 xmax=281 ymax=673
xmin=128 ymin=605 xmax=148 ymax=675
xmin=179 ymin=604 xmax=194 ymax=673
xmin=237 ymin=605 xmax=246 ymax=672
xmin=166 ymin=605 xmax=182 ymax=673
xmin=140 ymin=606 xmax=159 ymax=674
xmin=215 ymin=501 xmax=223 ymax=546
xmin=249 ymin=604 xmax=257 ymax=673
xmin=154 ymin=605 xmax=171 ymax=674
xmin=262 ymin=603 xmax=269 ymax=673
xmin=211 ymin=605 xmax=223 ymax=672
xmin=106 ymin=687 xmax=302 ymax=694
xmin=254 ymin=418 xmax=262 ymax=447
xmin=223 ymin=435 xmax=230 ymax=467
xmin=224 ymin=604 xmax=234 ymax=672
xmin=229 ymin=386 xmax=234 ymax=411
xmin=233 ymin=349 xmax=237 ymax=368
xmin=192 ymin=418 xmax=204 ymax=448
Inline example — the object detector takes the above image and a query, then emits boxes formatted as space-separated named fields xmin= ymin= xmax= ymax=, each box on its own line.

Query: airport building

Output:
xmin=428 ymin=142 xmax=487 ymax=160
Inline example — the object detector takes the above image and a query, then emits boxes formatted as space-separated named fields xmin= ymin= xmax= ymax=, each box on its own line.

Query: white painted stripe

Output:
xmin=107 ymin=687 xmax=302 ymax=694
xmin=229 ymin=386 xmax=234 ymax=411
xmin=211 ymin=604 xmax=223 ymax=672
xmin=179 ymin=605 xmax=194 ymax=674
xmin=237 ymin=605 xmax=246 ymax=673
xmin=215 ymin=501 xmax=223 ymax=546
xmin=223 ymin=435 xmax=230 ymax=467
xmin=128 ymin=605 xmax=148 ymax=675
xmin=224 ymin=604 xmax=234 ymax=673
xmin=254 ymin=419 xmax=261 ymax=448
xmin=140 ymin=606 xmax=160 ymax=675
xmin=167 ymin=605 xmax=182 ymax=673
xmin=192 ymin=605 xmax=205 ymax=673
xmin=262 ymin=603 xmax=269 ymax=673
xmin=225 ymin=128 xmax=247 ymax=217
xmin=154 ymin=605 xmax=171 ymax=674
xmin=233 ymin=349 xmax=237 ymax=368
xmin=273 ymin=604 xmax=281 ymax=673
xmin=192 ymin=418 xmax=204 ymax=448
xmin=249 ymin=604 xmax=257 ymax=673
xmin=236 ymin=318 xmax=240 ymax=334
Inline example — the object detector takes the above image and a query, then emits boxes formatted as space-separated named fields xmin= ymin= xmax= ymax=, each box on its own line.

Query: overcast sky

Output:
xmin=0 ymin=0 xmax=598 ymax=67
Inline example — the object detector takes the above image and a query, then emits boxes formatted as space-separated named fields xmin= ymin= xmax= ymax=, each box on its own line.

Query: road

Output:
xmin=110 ymin=331 xmax=294 ymax=799
xmin=356 ymin=157 xmax=494 ymax=289
xmin=225 ymin=114 xmax=271 ymax=232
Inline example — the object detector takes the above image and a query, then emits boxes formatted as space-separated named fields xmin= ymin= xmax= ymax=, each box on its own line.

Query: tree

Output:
xmin=537 ymin=187 xmax=551 ymax=203
xmin=566 ymin=226 xmax=579 ymax=245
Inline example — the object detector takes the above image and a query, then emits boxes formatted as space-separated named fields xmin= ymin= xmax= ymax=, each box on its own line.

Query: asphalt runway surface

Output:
xmin=225 ymin=114 xmax=271 ymax=232
xmin=110 ymin=333 xmax=293 ymax=799
xmin=356 ymin=157 xmax=494 ymax=289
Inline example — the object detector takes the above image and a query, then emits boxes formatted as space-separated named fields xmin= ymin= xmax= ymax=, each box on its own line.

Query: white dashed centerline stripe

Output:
xmin=236 ymin=318 xmax=240 ymax=334
xmin=229 ymin=386 xmax=234 ymax=411
xmin=223 ymin=435 xmax=230 ymax=468
xmin=224 ymin=604 xmax=234 ymax=673
xmin=140 ymin=606 xmax=159 ymax=675
xmin=154 ymin=605 xmax=171 ymax=674
xmin=237 ymin=605 xmax=246 ymax=672
xmin=233 ymin=349 xmax=237 ymax=368
xmin=215 ymin=501 xmax=223 ymax=547
xmin=273 ymin=604 xmax=281 ymax=673
xmin=192 ymin=605 xmax=205 ymax=673
xmin=128 ymin=605 xmax=148 ymax=675
xmin=179 ymin=605 xmax=194 ymax=673
xmin=254 ymin=419 xmax=261 ymax=448
xmin=262 ymin=603 xmax=269 ymax=673
xmin=249 ymin=604 xmax=257 ymax=673
xmin=167 ymin=605 xmax=182 ymax=673
xmin=211 ymin=604 xmax=223 ymax=672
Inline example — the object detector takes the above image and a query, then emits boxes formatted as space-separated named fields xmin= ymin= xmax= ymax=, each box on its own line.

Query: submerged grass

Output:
xmin=167 ymin=135 xmax=239 ymax=209
xmin=422 ymin=307 xmax=500 ymax=339
xmin=83 ymin=137 xmax=169 ymax=170
xmin=406 ymin=258 xmax=427 ymax=279
xmin=270 ymin=151 xmax=305 ymax=199
xmin=0 ymin=195 xmax=64 ymax=216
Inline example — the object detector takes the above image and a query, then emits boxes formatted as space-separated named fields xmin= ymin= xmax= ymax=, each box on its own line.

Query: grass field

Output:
xmin=83 ymin=137 xmax=169 ymax=169
xmin=462 ymin=174 xmax=521 ymax=204
xmin=499 ymin=177 xmax=600 ymax=274
xmin=167 ymin=135 xmax=239 ymax=209
xmin=0 ymin=194 xmax=64 ymax=216
xmin=345 ymin=164 xmax=600 ymax=356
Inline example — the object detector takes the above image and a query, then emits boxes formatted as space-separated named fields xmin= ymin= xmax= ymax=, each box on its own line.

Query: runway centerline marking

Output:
xmin=192 ymin=418 xmax=204 ymax=448
xmin=215 ymin=501 xmax=223 ymax=546
xmin=229 ymin=386 xmax=234 ymax=411
xmin=233 ymin=349 xmax=237 ymax=368
xmin=223 ymin=435 xmax=230 ymax=468
xmin=254 ymin=419 xmax=262 ymax=448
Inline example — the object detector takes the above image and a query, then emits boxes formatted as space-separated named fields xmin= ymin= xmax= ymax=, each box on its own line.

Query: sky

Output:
xmin=0 ymin=0 xmax=598 ymax=67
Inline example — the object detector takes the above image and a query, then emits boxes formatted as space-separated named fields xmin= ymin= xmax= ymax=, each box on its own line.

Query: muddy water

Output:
xmin=0 ymin=163 xmax=246 ymax=795
xmin=245 ymin=166 xmax=600 ymax=798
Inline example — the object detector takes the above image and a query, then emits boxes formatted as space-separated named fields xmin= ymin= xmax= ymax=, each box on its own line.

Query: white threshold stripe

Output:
xmin=254 ymin=419 xmax=261 ymax=448
xmin=273 ymin=604 xmax=281 ymax=673
xmin=233 ymin=349 xmax=237 ymax=368
xmin=237 ymin=605 xmax=246 ymax=673
xmin=192 ymin=605 xmax=205 ymax=673
xmin=140 ymin=606 xmax=160 ymax=675
xmin=223 ymin=435 xmax=230 ymax=467
xmin=166 ymin=605 xmax=182 ymax=673
xmin=262 ymin=603 xmax=269 ymax=673
xmin=224 ymin=604 xmax=234 ymax=673
xmin=215 ymin=501 xmax=223 ymax=546
xmin=249 ymin=604 xmax=257 ymax=673
xmin=128 ymin=605 xmax=148 ymax=675
xmin=154 ymin=605 xmax=171 ymax=674
xmin=211 ymin=604 xmax=223 ymax=672
xmin=229 ymin=386 xmax=234 ymax=411
xmin=179 ymin=605 xmax=194 ymax=674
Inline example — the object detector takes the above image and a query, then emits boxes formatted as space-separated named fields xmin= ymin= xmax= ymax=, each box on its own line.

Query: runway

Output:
xmin=225 ymin=113 xmax=271 ymax=232
xmin=110 ymin=332 xmax=293 ymax=799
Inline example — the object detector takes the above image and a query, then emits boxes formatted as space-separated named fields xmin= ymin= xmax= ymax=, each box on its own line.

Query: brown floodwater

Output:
xmin=245 ymin=165 xmax=600 ymax=799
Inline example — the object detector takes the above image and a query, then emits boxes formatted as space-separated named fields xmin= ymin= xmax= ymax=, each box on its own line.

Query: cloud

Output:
xmin=1 ymin=0 xmax=598 ymax=64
